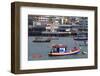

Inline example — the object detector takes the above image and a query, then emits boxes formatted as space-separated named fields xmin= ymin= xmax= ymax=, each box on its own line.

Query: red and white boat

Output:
xmin=48 ymin=44 xmax=80 ymax=56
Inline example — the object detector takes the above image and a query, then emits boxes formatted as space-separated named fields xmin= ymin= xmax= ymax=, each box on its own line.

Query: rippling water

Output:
xmin=28 ymin=36 xmax=88 ymax=61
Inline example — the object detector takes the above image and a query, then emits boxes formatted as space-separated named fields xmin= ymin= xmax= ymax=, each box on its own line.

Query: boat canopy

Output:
xmin=50 ymin=44 xmax=68 ymax=53
xmin=52 ymin=44 xmax=67 ymax=48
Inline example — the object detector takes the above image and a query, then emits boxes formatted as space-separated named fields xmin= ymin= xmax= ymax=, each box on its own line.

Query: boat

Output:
xmin=74 ymin=37 xmax=87 ymax=40
xmin=48 ymin=44 xmax=80 ymax=56
xmin=33 ymin=40 xmax=50 ymax=42
xmin=73 ymin=34 xmax=88 ymax=40
xmin=33 ymin=37 xmax=51 ymax=42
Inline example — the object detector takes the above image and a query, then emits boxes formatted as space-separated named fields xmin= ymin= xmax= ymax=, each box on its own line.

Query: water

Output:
xmin=28 ymin=36 xmax=88 ymax=61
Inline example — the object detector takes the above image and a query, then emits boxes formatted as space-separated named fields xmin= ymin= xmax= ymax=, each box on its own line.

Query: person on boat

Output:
xmin=59 ymin=48 xmax=66 ymax=53
xmin=72 ymin=47 xmax=78 ymax=52
xmin=51 ymin=44 xmax=68 ymax=53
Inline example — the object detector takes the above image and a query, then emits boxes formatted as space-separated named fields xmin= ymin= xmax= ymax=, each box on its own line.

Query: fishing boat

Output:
xmin=48 ymin=44 xmax=80 ymax=56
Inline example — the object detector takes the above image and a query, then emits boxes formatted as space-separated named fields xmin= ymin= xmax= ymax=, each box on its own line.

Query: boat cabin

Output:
xmin=51 ymin=44 xmax=68 ymax=53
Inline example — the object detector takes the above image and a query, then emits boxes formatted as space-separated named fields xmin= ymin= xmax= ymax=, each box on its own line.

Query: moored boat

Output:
xmin=33 ymin=37 xmax=51 ymax=42
xmin=74 ymin=37 xmax=87 ymax=40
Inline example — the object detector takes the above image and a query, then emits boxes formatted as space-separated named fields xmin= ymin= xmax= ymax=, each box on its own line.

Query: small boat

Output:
xmin=48 ymin=44 xmax=80 ymax=56
xmin=33 ymin=37 xmax=51 ymax=42
xmin=73 ymin=34 xmax=88 ymax=40
xmin=33 ymin=40 xmax=50 ymax=42
xmin=74 ymin=37 xmax=87 ymax=40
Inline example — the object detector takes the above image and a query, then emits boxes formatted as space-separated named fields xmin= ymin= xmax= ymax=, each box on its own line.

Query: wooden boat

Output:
xmin=48 ymin=44 xmax=80 ymax=56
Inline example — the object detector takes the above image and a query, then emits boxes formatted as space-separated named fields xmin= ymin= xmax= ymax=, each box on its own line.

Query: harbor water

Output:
xmin=28 ymin=36 xmax=88 ymax=61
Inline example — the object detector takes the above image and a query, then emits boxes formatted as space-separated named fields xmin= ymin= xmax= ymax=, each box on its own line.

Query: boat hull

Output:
xmin=48 ymin=49 xmax=80 ymax=56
